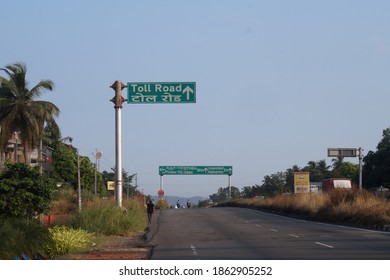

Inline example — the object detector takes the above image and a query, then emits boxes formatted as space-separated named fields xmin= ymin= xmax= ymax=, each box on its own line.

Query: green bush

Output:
xmin=0 ymin=218 xmax=50 ymax=259
xmin=45 ymin=226 xmax=94 ymax=259
xmin=0 ymin=163 xmax=55 ymax=219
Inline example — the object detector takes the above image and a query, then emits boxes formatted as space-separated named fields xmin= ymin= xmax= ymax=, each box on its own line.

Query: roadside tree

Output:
xmin=363 ymin=127 xmax=390 ymax=189
xmin=0 ymin=63 xmax=59 ymax=163
xmin=0 ymin=163 xmax=55 ymax=219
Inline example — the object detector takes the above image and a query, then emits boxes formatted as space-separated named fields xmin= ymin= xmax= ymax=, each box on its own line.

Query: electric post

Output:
xmin=358 ymin=147 xmax=364 ymax=191
xmin=77 ymin=151 xmax=82 ymax=212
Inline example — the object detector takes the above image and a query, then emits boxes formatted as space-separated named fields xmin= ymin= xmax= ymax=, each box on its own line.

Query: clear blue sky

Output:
xmin=2 ymin=1 xmax=389 ymax=197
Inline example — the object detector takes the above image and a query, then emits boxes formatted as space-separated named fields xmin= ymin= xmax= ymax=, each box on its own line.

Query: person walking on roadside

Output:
xmin=146 ymin=200 xmax=155 ymax=224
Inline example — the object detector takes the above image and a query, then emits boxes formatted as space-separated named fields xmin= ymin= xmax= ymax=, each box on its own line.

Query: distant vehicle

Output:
xmin=322 ymin=178 xmax=353 ymax=192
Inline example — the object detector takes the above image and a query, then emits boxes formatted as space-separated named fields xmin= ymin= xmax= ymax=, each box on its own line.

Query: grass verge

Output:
xmin=70 ymin=198 xmax=146 ymax=236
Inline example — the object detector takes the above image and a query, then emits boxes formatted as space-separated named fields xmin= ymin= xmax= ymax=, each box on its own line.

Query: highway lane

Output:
xmin=150 ymin=207 xmax=390 ymax=260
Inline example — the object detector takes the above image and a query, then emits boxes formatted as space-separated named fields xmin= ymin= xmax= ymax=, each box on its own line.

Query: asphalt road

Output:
xmin=149 ymin=207 xmax=390 ymax=260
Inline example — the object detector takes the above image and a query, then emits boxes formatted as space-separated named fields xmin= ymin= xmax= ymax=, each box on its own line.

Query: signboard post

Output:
xmin=294 ymin=172 xmax=310 ymax=194
xmin=327 ymin=148 xmax=357 ymax=157
xmin=327 ymin=147 xmax=364 ymax=190
xmin=109 ymin=80 xmax=196 ymax=207
xmin=110 ymin=81 xmax=126 ymax=208
xmin=159 ymin=166 xmax=232 ymax=175
xmin=159 ymin=166 xmax=233 ymax=199
xmin=127 ymin=82 xmax=196 ymax=104
xmin=107 ymin=181 xmax=115 ymax=191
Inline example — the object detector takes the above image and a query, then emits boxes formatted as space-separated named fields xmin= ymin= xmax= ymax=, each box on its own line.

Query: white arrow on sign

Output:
xmin=182 ymin=86 xmax=194 ymax=100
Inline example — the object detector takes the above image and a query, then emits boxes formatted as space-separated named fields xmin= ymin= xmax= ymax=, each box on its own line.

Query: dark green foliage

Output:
xmin=209 ymin=186 xmax=241 ymax=203
xmin=0 ymin=218 xmax=50 ymax=259
xmin=363 ymin=127 xmax=390 ymax=189
xmin=101 ymin=170 xmax=140 ymax=198
xmin=0 ymin=162 xmax=56 ymax=219
xmin=51 ymin=143 xmax=77 ymax=183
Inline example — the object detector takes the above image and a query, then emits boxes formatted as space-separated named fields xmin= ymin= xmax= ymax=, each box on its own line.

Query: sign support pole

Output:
xmin=110 ymin=81 xmax=126 ymax=208
xmin=228 ymin=175 xmax=232 ymax=199
xmin=327 ymin=147 xmax=364 ymax=191
xmin=358 ymin=147 xmax=363 ymax=191
xmin=160 ymin=175 xmax=164 ymax=191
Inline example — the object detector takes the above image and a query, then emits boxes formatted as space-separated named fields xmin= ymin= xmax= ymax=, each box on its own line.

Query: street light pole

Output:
xmin=110 ymin=81 xmax=126 ymax=208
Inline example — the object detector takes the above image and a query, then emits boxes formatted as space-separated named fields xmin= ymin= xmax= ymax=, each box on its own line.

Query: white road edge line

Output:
xmin=247 ymin=208 xmax=390 ymax=235
xmin=190 ymin=244 xmax=198 ymax=256
xmin=315 ymin=242 xmax=334 ymax=248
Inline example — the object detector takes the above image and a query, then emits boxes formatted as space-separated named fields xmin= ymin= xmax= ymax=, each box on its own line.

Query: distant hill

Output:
xmin=152 ymin=195 xmax=207 ymax=207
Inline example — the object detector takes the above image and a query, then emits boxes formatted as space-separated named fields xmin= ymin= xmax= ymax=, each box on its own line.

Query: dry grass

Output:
xmin=51 ymin=189 xmax=78 ymax=215
xmin=221 ymin=190 xmax=390 ymax=229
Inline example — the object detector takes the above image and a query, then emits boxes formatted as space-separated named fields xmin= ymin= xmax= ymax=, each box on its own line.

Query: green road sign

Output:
xmin=159 ymin=166 xmax=233 ymax=176
xmin=127 ymin=82 xmax=196 ymax=104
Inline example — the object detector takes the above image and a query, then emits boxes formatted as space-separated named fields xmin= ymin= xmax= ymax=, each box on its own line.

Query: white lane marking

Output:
xmin=246 ymin=208 xmax=390 ymax=235
xmin=270 ymin=228 xmax=278 ymax=232
xmin=288 ymin=234 xmax=299 ymax=238
xmin=315 ymin=242 xmax=334 ymax=248
xmin=190 ymin=244 xmax=198 ymax=256
xmin=255 ymin=224 xmax=262 ymax=227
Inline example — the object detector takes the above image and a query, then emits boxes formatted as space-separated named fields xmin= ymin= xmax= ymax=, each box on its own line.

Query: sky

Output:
xmin=1 ymin=0 xmax=390 ymax=198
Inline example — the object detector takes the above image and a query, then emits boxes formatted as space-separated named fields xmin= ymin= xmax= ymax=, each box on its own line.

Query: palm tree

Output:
xmin=332 ymin=156 xmax=344 ymax=170
xmin=0 ymin=63 xmax=60 ymax=164
xmin=316 ymin=159 xmax=330 ymax=178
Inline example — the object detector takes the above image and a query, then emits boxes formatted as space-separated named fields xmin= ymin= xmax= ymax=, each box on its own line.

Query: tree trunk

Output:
xmin=23 ymin=143 xmax=31 ymax=165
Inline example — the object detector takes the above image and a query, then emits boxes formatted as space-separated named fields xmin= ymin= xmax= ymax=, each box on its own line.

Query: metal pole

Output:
xmin=228 ymin=175 xmax=231 ymax=199
xmin=358 ymin=147 xmax=363 ymax=191
xmin=110 ymin=80 xmax=126 ymax=207
xmin=97 ymin=156 xmax=100 ymax=194
xmin=160 ymin=175 xmax=164 ymax=191
xmin=77 ymin=152 xmax=82 ymax=212
xmin=94 ymin=149 xmax=97 ymax=196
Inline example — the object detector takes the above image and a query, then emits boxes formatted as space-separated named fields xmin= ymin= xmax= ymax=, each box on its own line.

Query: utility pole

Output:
xmin=94 ymin=149 xmax=97 ymax=196
xmin=110 ymin=81 xmax=126 ymax=208
xmin=93 ymin=150 xmax=102 ymax=196
xmin=77 ymin=151 xmax=82 ymax=212
xmin=358 ymin=147 xmax=364 ymax=191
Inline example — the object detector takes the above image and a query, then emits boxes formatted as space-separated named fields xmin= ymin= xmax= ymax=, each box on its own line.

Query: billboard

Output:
xmin=294 ymin=172 xmax=310 ymax=194
xmin=327 ymin=148 xmax=357 ymax=157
